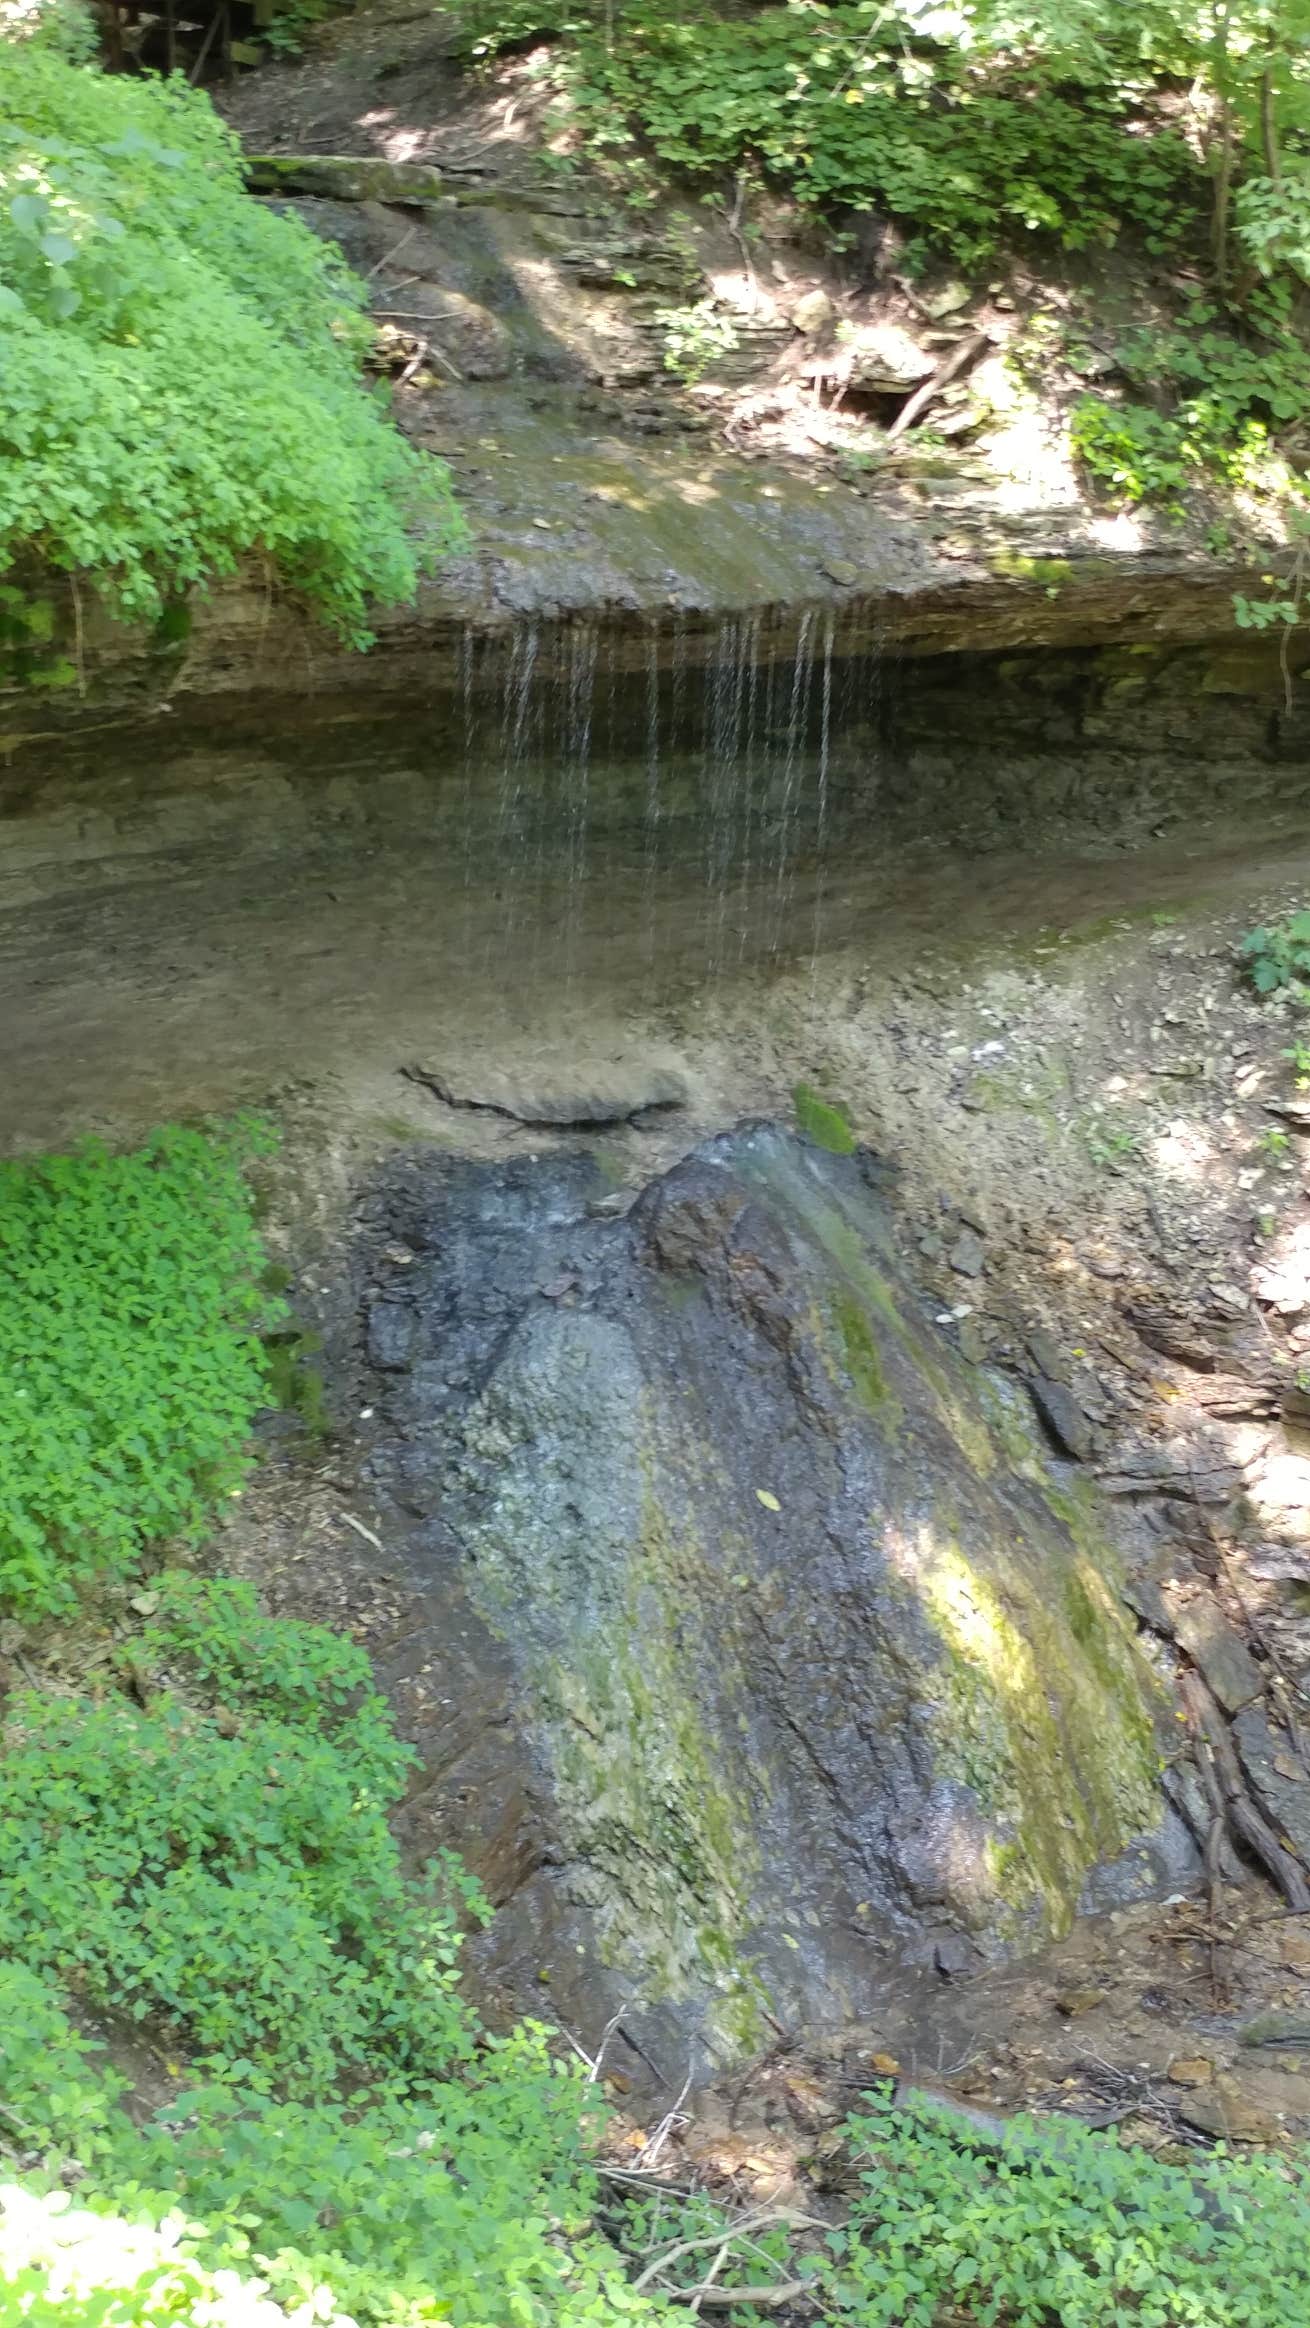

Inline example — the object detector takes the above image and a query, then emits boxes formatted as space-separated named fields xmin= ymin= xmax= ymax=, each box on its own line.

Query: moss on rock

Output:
xmin=793 ymin=1082 xmax=857 ymax=1155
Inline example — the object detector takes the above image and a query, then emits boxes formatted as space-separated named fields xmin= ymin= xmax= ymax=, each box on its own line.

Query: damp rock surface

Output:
xmin=358 ymin=1121 xmax=1179 ymax=2058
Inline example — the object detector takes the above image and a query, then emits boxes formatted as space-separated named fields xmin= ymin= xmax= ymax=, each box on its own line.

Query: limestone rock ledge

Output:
xmin=0 ymin=423 xmax=1283 ymax=742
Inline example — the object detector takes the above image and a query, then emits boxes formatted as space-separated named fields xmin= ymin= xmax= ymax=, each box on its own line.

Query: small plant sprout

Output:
xmin=1086 ymin=1123 xmax=1139 ymax=1168
xmin=1239 ymin=912 xmax=1310 ymax=1000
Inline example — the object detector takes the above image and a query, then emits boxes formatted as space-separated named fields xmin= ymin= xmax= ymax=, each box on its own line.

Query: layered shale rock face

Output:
xmin=361 ymin=1124 xmax=1182 ymax=2058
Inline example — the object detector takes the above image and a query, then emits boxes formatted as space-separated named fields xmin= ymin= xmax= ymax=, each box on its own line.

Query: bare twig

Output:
xmin=687 ymin=2233 xmax=732 ymax=2316
xmin=558 ymin=2010 xmax=627 ymax=2084
xmin=597 ymin=2164 xmax=698 ymax=2192
xmin=637 ymin=2064 xmax=694 ymax=2170
xmin=1204 ymin=1812 xmax=1227 ymax=2004
xmin=338 ymin=1511 xmax=384 ymax=1554
xmin=633 ymin=2204 xmax=824 ymax=2294
xmin=367 ymin=227 xmax=419 ymax=279
xmin=1188 ymin=1462 xmax=1309 ymax=1734
xmin=188 ymin=4 xmax=222 ymax=84
xmin=724 ymin=174 xmax=758 ymax=313
xmin=691 ymin=2278 xmax=811 ymax=2310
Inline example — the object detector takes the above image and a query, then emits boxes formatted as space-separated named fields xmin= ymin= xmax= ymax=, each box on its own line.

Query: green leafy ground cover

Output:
xmin=0 ymin=1121 xmax=279 ymax=1614
xmin=1 ymin=1121 xmax=1309 ymax=2326
xmin=0 ymin=24 xmax=462 ymax=646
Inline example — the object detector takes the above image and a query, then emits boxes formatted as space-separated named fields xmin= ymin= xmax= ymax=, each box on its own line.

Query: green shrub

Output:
xmin=1239 ymin=910 xmax=1310 ymax=999
xmin=0 ymin=1126 xmax=655 ymax=2328
xmin=116 ymin=2039 xmax=624 ymax=2328
xmin=0 ymin=1121 xmax=280 ymax=1614
xmin=0 ymin=1899 xmax=642 ymax=2328
xmin=138 ymin=1568 xmax=381 ymax=1729
xmin=453 ymin=1 xmax=1197 ymax=263
xmin=0 ymin=1682 xmax=480 ymax=2094
xmin=0 ymin=43 xmax=462 ymax=642
xmin=828 ymin=2093 xmax=1310 ymax=2327
xmin=0 ymin=1962 xmax=125 ymax=2161
xmin=1070 ymin=300 xmax=1310 ymax=511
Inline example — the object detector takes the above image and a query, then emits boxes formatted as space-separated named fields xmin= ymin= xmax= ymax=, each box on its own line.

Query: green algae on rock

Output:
xmin=793 ymin=1081 xmax=857 ymax=1155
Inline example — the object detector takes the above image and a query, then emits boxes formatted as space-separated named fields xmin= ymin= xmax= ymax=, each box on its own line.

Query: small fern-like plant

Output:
xmin=0 ymin=1119 xmax=281 ymax=1613
xmin=0 ymin=37 xmax=463 ymax=644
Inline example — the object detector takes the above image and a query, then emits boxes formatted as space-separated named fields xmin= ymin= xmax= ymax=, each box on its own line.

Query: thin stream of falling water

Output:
xmin=450 ymin=608 xmax=879 ymax=987
xmin=700 ymin=619 xmax=726 ymax=970
xmin=669 ymin=614 xmax=687 ymax=771
xmin=599 ymin=628 xmax=620 ymax=944
xmin=459 ymin=625 xmax=476 ymax=897
xmin=642 ymin=621 xmax=662 ymax=963
xmin=771 ymin=609 xmax=816 ymax=953
xmin=735 ymin=615 xmax=762 ymax=961
xmin=488 ymin=622 xmax=539 ymax=967
xmin=562 ymin=621 xmax=597 ymax=983
xmin=705 ymin=617 xmax=748 ymax=976
xmin=809 ymin=612 xmax=836 ymax=980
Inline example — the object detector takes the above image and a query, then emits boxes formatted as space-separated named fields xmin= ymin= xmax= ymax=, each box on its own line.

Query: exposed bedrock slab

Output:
xmin=356 ymin=1123 xmax=1185 ymax=2062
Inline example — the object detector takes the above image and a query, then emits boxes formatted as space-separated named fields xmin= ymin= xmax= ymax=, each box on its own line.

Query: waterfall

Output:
xmin=562 ymin=620 xmax=597 ymax=982
xmin=643 ymin=621 xmax=662 ymax=965
xmin=811 ymin=612 xmax=836 ymax=972
xmin=453 ymin=606 xmax=879 ymax=983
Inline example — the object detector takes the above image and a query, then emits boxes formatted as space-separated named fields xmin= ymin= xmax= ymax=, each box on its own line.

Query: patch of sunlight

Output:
xmin=0 ymin=2183 xmax=313 ymax=2328
xmin=707 ymin=269 xmax=777 ymax=321
xmin=885 ymin=1526 xmax=1029 ymax=1699
xmin=882 ymin=1518 xmax=927 ymax=1583
xmin=1147 ymin=1117 xmax=1221 ymax=1186
xmin=1254 ymin=1213 xmax=1310 ymax=1313
xmin=969 ymin=351 xmax=1081 ymax=509
xmin=588 ymin=481 xmax=655 ymax=512
xmin=1089 ymin=511 xmax=1145 ymax=551
xmin=672 ymin=478 xmax=722 ymax=507
xmin=373 ymin=121 xmax=431 ymax=161
xmin=920 ymin=1538 xmax=1032 ymax=1698
xmin=1248 ymin=1442 xmax=1310 ymax=1533
xmin=0 ymin=0 xmax=50 ymax=33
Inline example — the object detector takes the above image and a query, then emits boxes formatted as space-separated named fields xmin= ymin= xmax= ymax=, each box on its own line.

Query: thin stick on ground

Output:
xmin=633 ymin=2203 xmax=826 ymax=2294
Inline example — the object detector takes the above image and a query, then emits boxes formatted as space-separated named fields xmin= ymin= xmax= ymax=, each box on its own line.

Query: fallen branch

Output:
xmin=886 ymin=331 xmax=989 ymax=443
xmin=724 ymin=173 xmax=758 ymax=313
xmin=635 ymin=2064 xmax=694 ymax=2170
xmin=338 ymin=1510 xmax=384 ymax=1554
xmin=633 ymin=2205 xmax=825 ymax=2295
xmin=690 ymin=2278 xmax=812 ymax=2310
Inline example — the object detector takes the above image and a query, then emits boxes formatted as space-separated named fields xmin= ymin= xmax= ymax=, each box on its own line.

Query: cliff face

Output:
xmin=0 ymin=426 xmax=1283 ymax=739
